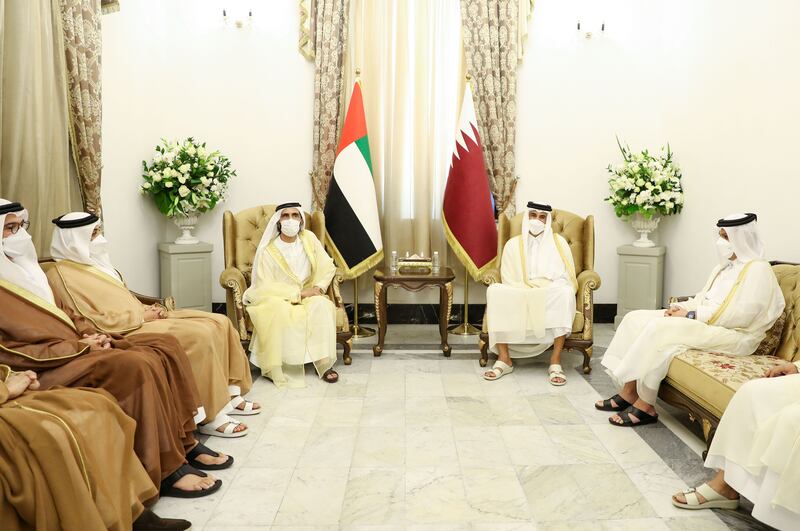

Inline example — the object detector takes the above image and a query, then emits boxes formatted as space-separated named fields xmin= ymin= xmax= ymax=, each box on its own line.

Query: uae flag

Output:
xmin=442 ymin=83 xmax=498 ymax=280
xmin=324 ymin=81 xmax=383 ymax=279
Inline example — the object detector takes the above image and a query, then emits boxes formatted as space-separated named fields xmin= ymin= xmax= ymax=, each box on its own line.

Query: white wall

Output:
xmin=517 ymin=0 xmax=800 ymax=303
xmin=102 ymin=0 xmax=800 ymax=305
xmin=102 ymin=0 xmax=313 ymax=298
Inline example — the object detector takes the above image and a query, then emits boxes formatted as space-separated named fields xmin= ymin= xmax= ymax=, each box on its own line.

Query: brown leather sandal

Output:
xmin=322 ymin=369 xmax=339 ymax=383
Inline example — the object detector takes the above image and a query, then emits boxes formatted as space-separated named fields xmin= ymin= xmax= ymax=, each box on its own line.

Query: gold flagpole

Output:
xmin=448 ymin=267 xmax=480 ymax=335
xmin=350 ymin=275 xmax=375 ymax=338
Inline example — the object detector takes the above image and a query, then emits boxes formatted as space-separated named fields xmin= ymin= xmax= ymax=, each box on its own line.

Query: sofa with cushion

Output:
xmin=659 ymin=261 xmax=800 ymax=451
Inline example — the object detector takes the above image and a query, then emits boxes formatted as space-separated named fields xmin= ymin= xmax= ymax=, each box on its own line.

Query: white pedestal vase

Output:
xmin=630 ymin=213 xmax=660 ymax=248
xmin=173 ymin=214 xmax=200 ymax=244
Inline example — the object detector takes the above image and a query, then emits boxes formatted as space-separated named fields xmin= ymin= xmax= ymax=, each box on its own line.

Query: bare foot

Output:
xmin=191 ymin=447 xmax=229 ymax=467
xmin=609 ymin=399 xmax=656 ymax=425
xmin=217 ymin=421 xmax=247 ymax=434
xmin=172 ymin=472 xmax=217 ymax=492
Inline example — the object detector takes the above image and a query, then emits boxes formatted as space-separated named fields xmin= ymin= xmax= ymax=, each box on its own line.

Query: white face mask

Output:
xmin=715 ymin=237 xmax=734 ymax=261
xmin=529 ymin=219 xmax=545 ymax=236
xmin=280 ymin=218 xmax=301 ymax=238
xmin=90 ymin=234 xmax=108 ymax=254
xmin=3 ymin=229 xmax=33 ymax=260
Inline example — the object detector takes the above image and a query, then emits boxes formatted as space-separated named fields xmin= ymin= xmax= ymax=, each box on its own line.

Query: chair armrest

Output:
xmin=327 ymin=270 xmax=345 ymax=308
xmin=131 ymin=291 xmax=176 ymax=311
xmin=219 ymin=267 xmax=249 ymax=340
xmin=479 ymin=267 xmax=502 ymax=286
xmin=669 ymin=296 xmax=691 ymax=304
xmin=576 ymin=269 xmax=601 ymax=341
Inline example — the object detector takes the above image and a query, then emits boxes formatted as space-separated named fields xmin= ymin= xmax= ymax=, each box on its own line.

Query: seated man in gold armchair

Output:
xmin=244 ymin=202 xmax=339 ymax=388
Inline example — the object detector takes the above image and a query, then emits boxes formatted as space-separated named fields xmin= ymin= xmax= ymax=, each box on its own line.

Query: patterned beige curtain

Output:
xmin=60 ymin=0 xmax=104 ymax=216
xmin=460 ymin=0 xmax=523 ymax=216
xmin=310 ymin=0 xmax=350 ymax=210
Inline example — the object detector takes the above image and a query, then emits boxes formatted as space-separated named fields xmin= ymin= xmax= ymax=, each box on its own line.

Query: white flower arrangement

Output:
xmin=605 ymin=139 xmax=685 ymax=219
xmin=141 ymin=138 xmax=236 ymax=218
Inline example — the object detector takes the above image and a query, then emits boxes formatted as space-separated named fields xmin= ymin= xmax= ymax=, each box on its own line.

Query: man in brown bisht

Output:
xmin=0 ymin=366 xmax=191 ymax=530
xmin=0 ymin=199 xmax=230 ymax=498
xmin=47 ymin=211 xmax=259 ymax=438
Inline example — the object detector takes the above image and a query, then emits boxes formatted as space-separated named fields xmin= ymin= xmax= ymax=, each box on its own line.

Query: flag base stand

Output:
xmin=350 ymin=324 xmax=376 ymax=339
xmin=349 ymin=276 xmax=376 ymax=339
xmin=447 ymin=322 xmax=481 ymax=336
xmin=448 ymin=268 xmax=481 ymax=336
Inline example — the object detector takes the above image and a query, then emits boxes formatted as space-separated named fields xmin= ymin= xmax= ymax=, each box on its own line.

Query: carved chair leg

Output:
xmin=342 ymin=338 xmax=353 ymax=366
xmin=479 ymin=332 xmax=489 ymax=367
xmin=582 ymin=346 xmax=593 ymax=374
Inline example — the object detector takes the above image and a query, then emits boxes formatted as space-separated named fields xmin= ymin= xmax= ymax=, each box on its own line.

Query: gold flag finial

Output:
xmin=355 ymin=67 xmax=361 ymax=76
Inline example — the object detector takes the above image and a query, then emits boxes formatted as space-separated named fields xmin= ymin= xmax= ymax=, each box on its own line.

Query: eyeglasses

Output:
xmin=3 ymin=221 xmax=30 ymax=235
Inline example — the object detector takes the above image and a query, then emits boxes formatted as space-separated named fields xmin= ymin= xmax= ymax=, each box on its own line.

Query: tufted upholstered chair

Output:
xmin=219 ymin=205 xmax=353 ymax=364
xmin=478 ymin=209 xmax=602 ymax=373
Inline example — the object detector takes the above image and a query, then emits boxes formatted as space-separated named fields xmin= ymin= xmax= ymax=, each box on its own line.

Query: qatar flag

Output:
xmin=442 ymin=83 xmax=498 ymax=280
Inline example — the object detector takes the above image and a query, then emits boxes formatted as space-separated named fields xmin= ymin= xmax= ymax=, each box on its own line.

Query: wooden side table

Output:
xmin=373 ymin=266 xmax=455 ymax=357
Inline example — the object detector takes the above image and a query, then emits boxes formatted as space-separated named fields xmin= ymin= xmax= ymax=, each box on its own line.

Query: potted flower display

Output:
xmin=141 ymin=138 xmax=236 ymax=244
xmin=605 ymin=139 xmax=684 ymax=247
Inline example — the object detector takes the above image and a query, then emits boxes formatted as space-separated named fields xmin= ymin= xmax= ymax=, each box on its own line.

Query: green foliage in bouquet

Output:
xmin=605 ymin=138 xmax=684 ymax=219
xmin=141 ymin=138 xmax=236 ymax=218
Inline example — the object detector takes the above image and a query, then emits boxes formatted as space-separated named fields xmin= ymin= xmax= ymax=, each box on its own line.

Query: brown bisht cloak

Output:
xmin=0 ymin=365 xmax=158 ymax=530
xmin=0 ymin=281 xmax=201 ymax=486
xmin=46 ymin=261 xmax=252 ymax=422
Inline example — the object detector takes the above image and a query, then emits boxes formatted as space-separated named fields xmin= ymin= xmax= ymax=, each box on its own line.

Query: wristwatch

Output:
xmin=686 ymin=311 xmax=696 ymax=320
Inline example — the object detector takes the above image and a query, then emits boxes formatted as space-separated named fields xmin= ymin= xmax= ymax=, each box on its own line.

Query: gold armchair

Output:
xmin=219 ymin=205 xmax=353 ymax=364
xmin=478 ymin=209 xmax=602 ymax=373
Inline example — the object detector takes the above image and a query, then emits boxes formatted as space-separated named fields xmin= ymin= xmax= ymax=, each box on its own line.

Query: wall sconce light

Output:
xmin=222 ymin=7 xmax=253 ymax=29
xmin=577 ymin=19 xmax=605 ymax=39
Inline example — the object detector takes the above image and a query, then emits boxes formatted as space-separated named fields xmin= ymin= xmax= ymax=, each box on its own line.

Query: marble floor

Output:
xmin=151 ymin=324 xmax=769 ymax=530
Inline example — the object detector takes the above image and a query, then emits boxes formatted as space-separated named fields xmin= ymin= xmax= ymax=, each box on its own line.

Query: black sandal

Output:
xmin=187 ymin=442 xmax=234 ymax=470
xmin=609 ymin=406 xmax=659 ymax=427
xmin=160 ymin=464 xmax=222 ymax=498
xmin=322 ymin=369 xmax=339 ymax=383
xmin=595 ymin=394 xmax=632 ymax=412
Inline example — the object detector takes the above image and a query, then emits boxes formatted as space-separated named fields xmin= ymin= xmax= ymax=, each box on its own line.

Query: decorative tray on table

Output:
xmin=397 ymin=254 xmax=432 ymax=275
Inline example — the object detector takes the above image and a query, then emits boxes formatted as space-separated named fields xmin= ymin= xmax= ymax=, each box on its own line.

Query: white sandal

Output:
xmin=484 ymin=360 xmax=514 ymax=381
xmin=198 ymin=413 xmax=248 ymax=438
xmin=672 ymin=483 xmax=739 ymax=510
xmin=228 ymin=395 xmax=261 ymax=416
xmin=548 ymin=364 xmax=567 ymax=386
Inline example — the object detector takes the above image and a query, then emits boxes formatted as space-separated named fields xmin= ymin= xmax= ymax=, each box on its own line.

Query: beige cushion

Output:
xmin=753 ymin=312 xmax=786 ymax=357
xmin=665 ymin=350 xmax=787 ymax=418
xmin=773 ymin=264 xmax=800 ymax=362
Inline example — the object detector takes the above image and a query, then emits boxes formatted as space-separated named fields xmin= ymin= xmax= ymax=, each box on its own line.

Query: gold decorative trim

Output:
xmin=298 ymin=0 xmax=315 ymax=61
xmin=223 ymin=277 xmax=249 ymax=340
xmin=373 ymin=280 xmax=384 ymax=326
xmin=0 ymin=281 xmax=76 ymax=331
xmin=442 ymin=215 xmax=496 ymax=281
xmin=325 ymin=229 xmax=384 ymax=282
xmin=50 ymin=264 xmax=143 ymax=335
xmin=707 ymin=260 xmax=759 ymax=325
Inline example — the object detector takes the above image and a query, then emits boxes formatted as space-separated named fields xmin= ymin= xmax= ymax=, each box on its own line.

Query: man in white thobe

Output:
xmin=671 ymin=360 xmax=800 ymax=530
xmin=597 ymin=213 xmax=785 ymax=427
xmin=244 ymin=202 xmax=339 ymax=388
xmin=484 ymin=201 xmax=577 ymax=385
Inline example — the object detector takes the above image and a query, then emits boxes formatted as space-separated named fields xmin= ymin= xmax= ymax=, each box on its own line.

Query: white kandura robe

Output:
xmin=486 ymin=232 xmax=577 ymax=357
xmin=705 ymin=369 xmax=800 ymax=531
xmin=602 ymin=259 xmax=785 ymax=404
xmin=244 ymin=231 xmax=337 ymax=388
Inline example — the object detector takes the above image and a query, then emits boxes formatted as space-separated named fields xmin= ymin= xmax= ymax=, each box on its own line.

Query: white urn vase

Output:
xmin=629 ymin=212 xmax=660 ymax=248
xmin=173 ymin=214 xmax=199 ymax=244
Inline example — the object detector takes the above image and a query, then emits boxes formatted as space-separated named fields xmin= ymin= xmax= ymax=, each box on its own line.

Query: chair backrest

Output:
xmin=222 ymin=205 xmax=325 ymax=284
xmin=772 ymin=263 xmax=800 ymax=362
xmin=502 ymin=208 xmax=595 ymax=274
